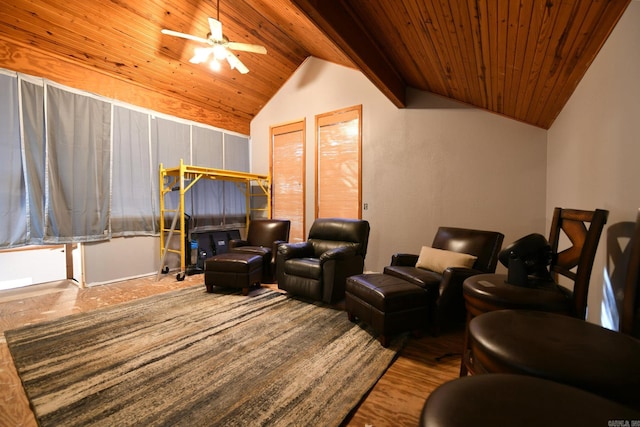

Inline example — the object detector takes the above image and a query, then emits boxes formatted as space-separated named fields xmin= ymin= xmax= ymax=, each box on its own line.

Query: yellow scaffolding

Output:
xmin=158 ymin=159 xmax=271 ymax=280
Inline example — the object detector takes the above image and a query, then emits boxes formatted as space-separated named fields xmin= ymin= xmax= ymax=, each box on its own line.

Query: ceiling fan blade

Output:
xmin=208 ymin=17 xmax=224 ymax=41
xmin=225 ymin=51 xmax=249 ymax=74
xmin=226 ymin=42 xmax=267 ymax=55
xmin=161 ymin=29 xmax=209 ymax=45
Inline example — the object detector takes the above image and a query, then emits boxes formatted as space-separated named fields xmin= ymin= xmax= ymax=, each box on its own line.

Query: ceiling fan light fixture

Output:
xmin=213 ymin=45 xmax=227 ymax=60
xmin=190 ymin=47 xmax=210 ymax=64
xmin=209 ymin=58 xmax=222 ymax=72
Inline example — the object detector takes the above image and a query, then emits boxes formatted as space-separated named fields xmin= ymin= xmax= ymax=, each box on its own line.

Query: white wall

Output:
xmin=547 ymin=2 xmax=640 ymax=326
xmin=251 ymin=57 xmax=547 ymax=273
xmin=0 ymin=246 xmax=67 ymax=289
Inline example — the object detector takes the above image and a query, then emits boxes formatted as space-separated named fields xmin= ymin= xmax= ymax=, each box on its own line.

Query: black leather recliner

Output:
xmin=276 ymin=218 xmax=370 ymax=303
xmin=384 ymin=227 xmax=504 ymax=334
xmin=229 ymin=219 xmax=291 ymax=283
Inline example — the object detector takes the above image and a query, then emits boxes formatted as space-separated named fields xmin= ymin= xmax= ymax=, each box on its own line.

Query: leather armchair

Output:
xmin=229 ymin=219 xmax=291 ymax=283
xmin=384 ymin=227 xmax=504 ymax=334
xmin=277 ymin=218 xmax=370 ymax=303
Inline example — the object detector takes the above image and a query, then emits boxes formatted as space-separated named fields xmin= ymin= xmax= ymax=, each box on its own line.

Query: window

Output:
xmin=315 ymin=105 xmax=362 ymax=219
xmin=0 ymin=68 xmax=252 ymax=248
xmin=271 ymin=120 xmax=305 ymax=242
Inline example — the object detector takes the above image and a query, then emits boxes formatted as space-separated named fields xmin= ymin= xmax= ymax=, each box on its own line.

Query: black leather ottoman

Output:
xmin=204 ymin=253 xmax=262 ymax=295
xmin=346 ymin=273 xmax=429 ymax=347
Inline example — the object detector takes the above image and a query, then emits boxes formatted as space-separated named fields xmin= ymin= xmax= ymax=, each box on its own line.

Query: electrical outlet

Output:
xmin=363 ymin=203 xmax=368 ymax=210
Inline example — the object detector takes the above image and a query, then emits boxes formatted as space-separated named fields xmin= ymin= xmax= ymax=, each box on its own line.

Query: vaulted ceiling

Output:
xmin=0 ymin=0 xmax=631 ymax=135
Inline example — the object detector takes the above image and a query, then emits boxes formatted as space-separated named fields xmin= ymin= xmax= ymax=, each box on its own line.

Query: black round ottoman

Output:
xmin=468 ymin=309 xmax=640 ymax=410
xmin=421 ymin=374 xmax=640 ymax=427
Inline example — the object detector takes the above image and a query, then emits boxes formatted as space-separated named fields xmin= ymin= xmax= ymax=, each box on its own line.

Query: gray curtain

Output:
xmin=0 ymin=73 xmax=26 ymax=247
xmin=20 ymin=79 xmax=46 ymax=245
xmin=224 ymin=134 xmax=250 ymax=172
xmin=151 ymin=117 xmax=191 ymax=224
xmin=44 ymin=85 xmax=112 ymax=243
xmin=111 ymin=106 xmax=154 ymax=235
xmin=223 ymin=134 xmax=250 ymax=224
xmin=192 ymin=126 xmax=224 ymax=229
xmin=0 ymin=68 xmax=251 ymax=248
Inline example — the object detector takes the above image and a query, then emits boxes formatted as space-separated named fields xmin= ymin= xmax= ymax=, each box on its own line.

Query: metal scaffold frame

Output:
xmin=158 ymin=159 xmax=271 ymax=281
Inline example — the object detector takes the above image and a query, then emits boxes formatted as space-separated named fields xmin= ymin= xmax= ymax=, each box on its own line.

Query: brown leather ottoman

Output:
xmin=346 ymin=273 xmax=429 ymax=347
xmin=204 ymin=252 xmax=262 ymax=295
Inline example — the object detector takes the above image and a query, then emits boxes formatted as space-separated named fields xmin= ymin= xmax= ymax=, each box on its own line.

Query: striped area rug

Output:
xmin=6 ymin=287 xmax=404 ymax=426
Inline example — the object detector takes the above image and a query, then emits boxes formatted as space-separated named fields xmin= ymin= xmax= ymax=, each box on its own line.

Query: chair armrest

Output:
xmin=433 ymin=267 xmax=486 ymax=334
xmin=390 ymin=253 xmax=419 ymax=266
xmin=319 ymin=246 xmax=357 ymax=263
xmin=438 ymin=267 xmax=485 ymax=307
xmin=229 ymin=239 xmax=248 ymax=249
xmin=278 ymin=242 xmax=314 ymax=261
xmin=271 ymin=240 xmax=286 ymax=254
xmin=442 ymin=267 xmax=485 ymax=283
xmin=270 ymin=240 xmax=287 ymax=264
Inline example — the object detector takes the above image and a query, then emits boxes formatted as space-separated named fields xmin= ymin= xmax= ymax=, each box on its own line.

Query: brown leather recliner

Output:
xmin=276 ymin=218 xmax=370 ymax=304
xmin=229 ymin=219 xmax=291 ymax=283
xmin=384 ymin=227 xmax=504 ymax=334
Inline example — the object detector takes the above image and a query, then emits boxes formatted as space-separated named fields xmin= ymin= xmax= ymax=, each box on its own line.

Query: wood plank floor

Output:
xmin=0 ymin=274 xmax=463 ymax=427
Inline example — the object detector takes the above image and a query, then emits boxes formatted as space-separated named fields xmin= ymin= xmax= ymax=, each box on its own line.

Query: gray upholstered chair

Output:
xmin=229 ymin=218 xmax=290 ymax=283
xmin=276 ymin=218 xmax=370 ymax=304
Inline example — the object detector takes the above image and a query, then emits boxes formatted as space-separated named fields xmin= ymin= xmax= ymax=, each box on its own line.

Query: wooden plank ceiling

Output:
xmin=0 ymin=0 xmax=631 ymax=134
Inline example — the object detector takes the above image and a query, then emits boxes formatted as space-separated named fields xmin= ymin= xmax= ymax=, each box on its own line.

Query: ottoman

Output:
xmin=204 ymin=252 xmax=263 ymax=295
xmin=346 ymin=273 xmax=430 ymax=347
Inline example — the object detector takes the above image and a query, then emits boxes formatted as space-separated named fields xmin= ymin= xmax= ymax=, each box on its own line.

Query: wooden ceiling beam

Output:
xmin=290 ymin=0 xmax=406 ymax=108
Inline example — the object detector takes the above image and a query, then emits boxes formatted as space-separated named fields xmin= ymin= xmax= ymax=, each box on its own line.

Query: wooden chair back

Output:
xmin=548 ymin=207 xmax=609 ymax=319
xmin=621 ymin=209 xmax=640 ymax=337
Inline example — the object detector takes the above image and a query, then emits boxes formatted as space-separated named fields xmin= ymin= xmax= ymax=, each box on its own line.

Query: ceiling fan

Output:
xmin=161 ymin=2 xmax=266 ymax=74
